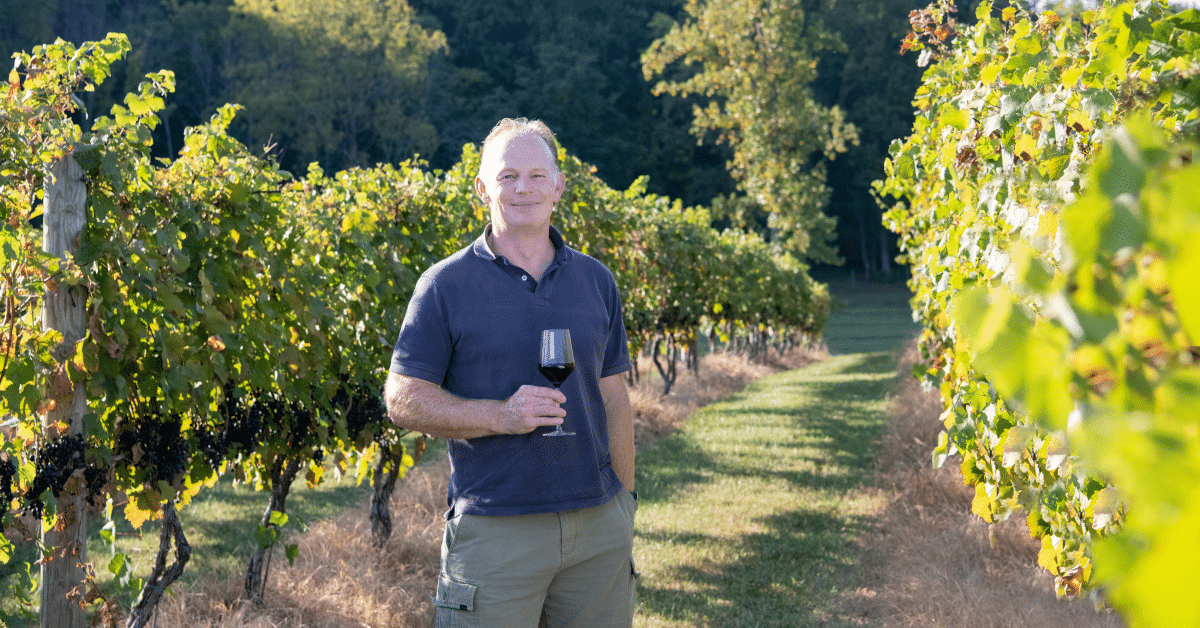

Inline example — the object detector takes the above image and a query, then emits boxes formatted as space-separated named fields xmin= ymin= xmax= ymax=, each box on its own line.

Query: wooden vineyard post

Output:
xmin=41 ymin=155 xmax=88 ymax=628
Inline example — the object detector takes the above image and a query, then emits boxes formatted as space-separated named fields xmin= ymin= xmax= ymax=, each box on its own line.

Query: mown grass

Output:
xmin=633 ymin=352 xmax=896 ymax=628
xmin=821 ymin=281 xmax=920 ymax=355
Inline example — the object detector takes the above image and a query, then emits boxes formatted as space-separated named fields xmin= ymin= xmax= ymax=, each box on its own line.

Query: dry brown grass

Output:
xmin=150 ymin=346 xmax=823 ymax=627
xmin=837 ymin=340 xmax=1124 ymax=627
xmin=154 ymin=459 xmax=449 ymax=628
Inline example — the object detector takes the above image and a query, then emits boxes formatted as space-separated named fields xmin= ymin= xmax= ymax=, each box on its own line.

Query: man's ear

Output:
xmin=474 ymin=175 xmax=488 ymax=205
xmin=552 ymin=171 xmax=566 ymax=202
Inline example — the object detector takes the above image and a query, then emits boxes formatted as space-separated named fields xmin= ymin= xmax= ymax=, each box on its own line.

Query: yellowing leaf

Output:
xmin=1037 ymin=535 xmax=1060 ymax=572
xmin=1014 ymin=134 xmax=1038 ymax=162
xmin=1036 ymin=208 xmax=1059 ymax=239
xmin=124 ymin=490 xmax=162 ymax=530
xmin=1089 ymin=487 xmax=1120 ymax=529
xmin=1043 ymin=431 xmax=1070 ymax=470
xmin=980 ymin=63 xmax=1003 ymax=84
xmin=1061 ymin=65 xmax=1083 ymax=87
xmin=971 ymin=482 xmax=997 ymax=522
xmin=940 ymin=107 xmax=969 ymax=130
xmin=1001 ymin=425 xmax=1036 ymax=467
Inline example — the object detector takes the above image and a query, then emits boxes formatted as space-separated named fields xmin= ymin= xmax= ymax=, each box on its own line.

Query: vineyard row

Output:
xmin=0 ymin=35 xmax=829 ymax=625
xmin=879 ymin=1 xmax=1200 ymax=626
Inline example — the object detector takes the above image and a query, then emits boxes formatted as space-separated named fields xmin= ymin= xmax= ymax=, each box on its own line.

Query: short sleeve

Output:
xmin=599 ymin=269 xmax=631 ymax=378
xmin=390 ymin=272 xmax=452 ymax=386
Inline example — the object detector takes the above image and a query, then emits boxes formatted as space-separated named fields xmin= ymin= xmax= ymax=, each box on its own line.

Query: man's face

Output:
xmin=475 ymin=133 xmax=566 ymax=232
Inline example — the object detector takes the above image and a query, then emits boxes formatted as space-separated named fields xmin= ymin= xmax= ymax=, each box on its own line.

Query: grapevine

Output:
xmin=0 ymin=454 xmax=14 ymax=521
xmin=2 ymin=30 xmax=833 ymax=624
xmin=879 ymin=0 xmax=1200 ymax=620
xmin=24 ymin=434 xmax=105 ymax=520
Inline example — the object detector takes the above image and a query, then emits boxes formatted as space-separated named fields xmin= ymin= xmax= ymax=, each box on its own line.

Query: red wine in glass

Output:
xmin=540 ymin=329 xmax=575 ymax=437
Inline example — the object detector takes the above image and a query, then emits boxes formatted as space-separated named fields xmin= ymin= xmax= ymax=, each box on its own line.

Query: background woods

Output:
xmin=0 ymin=0 xmax=927 ymax=274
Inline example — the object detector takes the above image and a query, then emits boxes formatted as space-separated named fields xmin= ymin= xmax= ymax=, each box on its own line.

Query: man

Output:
xmin=385 ymin=118 xmax=637 ymax=627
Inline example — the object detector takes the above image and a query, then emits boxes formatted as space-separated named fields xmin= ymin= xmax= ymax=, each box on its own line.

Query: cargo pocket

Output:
xmin=433 ymin=574 xmax=477 ymax=628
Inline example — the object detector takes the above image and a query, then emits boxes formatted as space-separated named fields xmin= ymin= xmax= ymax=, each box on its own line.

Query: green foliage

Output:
xmin=880 ymin=0 xmax=1200 ymax=616
xmin=3 ymin=31 xmax=830 ymax=623
xmin=642 ymin=0 xmax=859 ymax=262
xmin=956 ymin=117 xmax=1200 ymax=626
xmin=1 ymin=34 xmax=138 ymax=620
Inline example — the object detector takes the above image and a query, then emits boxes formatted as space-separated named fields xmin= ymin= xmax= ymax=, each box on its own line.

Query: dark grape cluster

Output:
xmin=194 ymin=427 xmax=225 ymax=473
xmin=244 ymin=392 xmax=314 ymax=452
xmin=113 ymin=409 xmax=187 ymax=487
xmin=335 ymin=379 xmax=385 ymax=440
xmin=0 ymin=454 xmax=16 ymax=520
xmin=196 ymin=385 xmax=265 ymax=471
xmin=285 ymin=398 xmax=313 ymax=451
xmin=225 ymin=389 xmax=265 ymax=450
xmin=24 ymin=434 xmax=107 ymax=518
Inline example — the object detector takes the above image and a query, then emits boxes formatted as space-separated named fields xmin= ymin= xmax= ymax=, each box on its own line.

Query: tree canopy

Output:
xmin=222 ymin=0 xmax=446 ymax=170
xmin=0 ymin=0 xmax=935 ymax=272
xmin=642 ymin=0 xmax=859 ymax=263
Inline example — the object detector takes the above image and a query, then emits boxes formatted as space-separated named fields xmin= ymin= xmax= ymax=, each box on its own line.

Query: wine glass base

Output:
xmin=543 ymin=429 xmax=575 ymax=437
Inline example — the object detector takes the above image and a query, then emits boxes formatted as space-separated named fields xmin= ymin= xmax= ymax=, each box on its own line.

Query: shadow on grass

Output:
xmin=634 ymin=352 xmax=896 ymax=627
xmin=638 ymin=509 xmax=875 ymax=627
xmin=813 ymin=351 xmax=897 ymax=377
xmin=637 ymin=354 xmax=893 ymax=504
xmin=822 ymin=281 xmax=920 ymax=356
xmin=634 ymin=432 xmax=721 ymax=506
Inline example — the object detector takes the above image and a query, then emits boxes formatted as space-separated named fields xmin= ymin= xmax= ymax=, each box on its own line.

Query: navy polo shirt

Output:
xmin=390 ymin=226 xmax=631 ymax=518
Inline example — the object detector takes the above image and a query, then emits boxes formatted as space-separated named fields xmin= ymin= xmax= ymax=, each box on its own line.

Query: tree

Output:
xmin=0 ymin=0 xmax=53 ymax=55
xmin=408 ymin=0 xmax=736 ymax=207
xmin=642 ymin=0 xmax=859 ymax=263
xmin=220 ymin=0 xmax=446 ymax=173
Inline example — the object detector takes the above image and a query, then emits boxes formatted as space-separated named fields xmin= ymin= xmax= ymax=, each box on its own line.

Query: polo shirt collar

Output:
xmin=472 ymin=224 xmax=573 ymax=264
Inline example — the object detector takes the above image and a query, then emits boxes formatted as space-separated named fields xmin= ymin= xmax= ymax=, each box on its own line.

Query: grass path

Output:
xmin=634 ymin=352 xmax=897 ymax=627
xmin=633 ymin=278 xmax=914 ymax=627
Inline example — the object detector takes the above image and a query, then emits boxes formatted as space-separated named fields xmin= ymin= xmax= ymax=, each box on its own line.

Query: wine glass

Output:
xmin=539 ymin=329 xmax=575 ymax=437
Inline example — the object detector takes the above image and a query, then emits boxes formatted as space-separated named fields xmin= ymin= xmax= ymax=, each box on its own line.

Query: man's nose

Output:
xmin=515 ymin=175 xmax=530 ymax=192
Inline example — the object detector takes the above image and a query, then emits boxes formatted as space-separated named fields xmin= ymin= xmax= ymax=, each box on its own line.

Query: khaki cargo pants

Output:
xmin=434 ymin=490 xmax=638 ymax=628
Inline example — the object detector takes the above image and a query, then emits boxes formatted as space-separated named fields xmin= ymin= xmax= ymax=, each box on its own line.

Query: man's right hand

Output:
xmin=496 ymin=385 xmax=567 ymax=434
xmin=386 ymin=373 xmax=568 ymax=440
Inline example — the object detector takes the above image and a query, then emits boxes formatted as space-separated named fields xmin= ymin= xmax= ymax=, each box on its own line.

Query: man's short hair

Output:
xmin=480 ymin=118 xmax=560 ymax=171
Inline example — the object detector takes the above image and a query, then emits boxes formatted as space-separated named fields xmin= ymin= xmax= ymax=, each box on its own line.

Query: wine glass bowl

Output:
xmin=539 ymin=329 xmax=575 ymax=437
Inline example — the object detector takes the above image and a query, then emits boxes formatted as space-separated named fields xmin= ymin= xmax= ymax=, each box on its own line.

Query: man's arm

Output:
xmin=600 ymin=373 xmax=635 ymax=492
xmin=385 ymin=371 xmax=566 ymax=440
